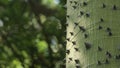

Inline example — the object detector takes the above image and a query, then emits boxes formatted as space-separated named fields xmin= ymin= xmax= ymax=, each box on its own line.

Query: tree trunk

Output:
xmin=66 ymin=0 xmax=120 ymax=68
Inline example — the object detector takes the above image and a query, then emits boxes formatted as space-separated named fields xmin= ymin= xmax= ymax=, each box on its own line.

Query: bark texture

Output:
xmin=66 ymin=0 xmax=120 ymax=68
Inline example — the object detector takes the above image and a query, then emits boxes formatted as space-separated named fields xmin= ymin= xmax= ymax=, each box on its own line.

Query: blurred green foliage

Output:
xmin=0 ymin=0 xmax=66 ymax=68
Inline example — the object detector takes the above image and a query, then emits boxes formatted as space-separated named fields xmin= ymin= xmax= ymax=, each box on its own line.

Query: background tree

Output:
xmin=0 ymin=0 xmax=66 ymax=68
xmin=66 ymin=0 xmax=120 ymax=68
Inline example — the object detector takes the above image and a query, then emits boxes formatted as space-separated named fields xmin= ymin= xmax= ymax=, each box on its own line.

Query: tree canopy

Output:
xmin=0 ymin=0 xmax=66 ymax=68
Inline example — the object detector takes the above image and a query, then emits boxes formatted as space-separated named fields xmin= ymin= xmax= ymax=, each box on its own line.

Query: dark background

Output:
xmin=0 ymin=0 xmax=66 ymax=68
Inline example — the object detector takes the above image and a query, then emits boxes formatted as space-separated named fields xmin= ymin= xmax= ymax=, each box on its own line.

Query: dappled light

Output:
xmin=0 ymin=0 xmax=66 ymax=68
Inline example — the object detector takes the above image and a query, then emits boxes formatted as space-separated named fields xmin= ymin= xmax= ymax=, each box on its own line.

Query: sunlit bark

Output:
xmin=66 ymin=0 xmax=120 ymax=68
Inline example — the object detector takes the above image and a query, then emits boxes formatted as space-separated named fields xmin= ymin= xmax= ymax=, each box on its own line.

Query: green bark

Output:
xmin=66 ymin=0 xmax=120 ymax=68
